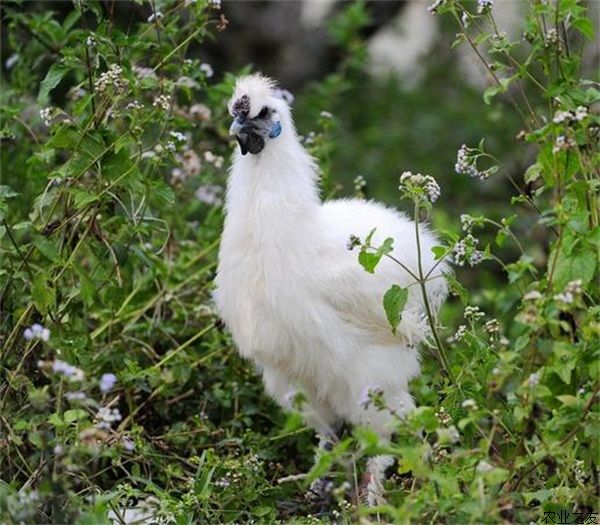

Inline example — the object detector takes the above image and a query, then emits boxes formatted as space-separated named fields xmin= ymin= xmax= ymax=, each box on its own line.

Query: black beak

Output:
xmin=230 ymin=119 xmax=265 ymax=155
xmin=236 ymin=130 xmax=265 ymax=156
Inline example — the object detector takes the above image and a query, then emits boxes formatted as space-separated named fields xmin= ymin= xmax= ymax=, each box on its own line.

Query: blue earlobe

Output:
xmin=269 ymin=121 xmax=282 ymax=138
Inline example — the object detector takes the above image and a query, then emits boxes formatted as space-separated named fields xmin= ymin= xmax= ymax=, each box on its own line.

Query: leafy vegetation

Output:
xmin=0 ymin=0 xmax=598 ymax=523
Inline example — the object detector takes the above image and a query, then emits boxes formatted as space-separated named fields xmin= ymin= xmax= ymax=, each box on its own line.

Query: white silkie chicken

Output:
xmin=214 ymin=74 xmax=448 ymax=504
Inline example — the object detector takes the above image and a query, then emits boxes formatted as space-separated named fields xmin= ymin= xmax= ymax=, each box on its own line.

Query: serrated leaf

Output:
xmin=553 ymin=247 xmax=596 ymax=288
xmin=383 ymin=285 xmax=408 ymax=334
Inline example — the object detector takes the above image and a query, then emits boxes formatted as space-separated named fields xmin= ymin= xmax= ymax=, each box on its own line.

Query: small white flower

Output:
xmin=40 ymin=107 xmax=54 ymax=127
xmin=399 ymin=171 xmax=441 ymax=203
xmin=199 ymin=63 xmax=214 ymax=78
xmin=526 ymin=372 xmax=540 ymax=387
xmin=552 ymin=135 xmax=576 ymax=153
xmin=454 ymin=324 xmax=467 ymax=341
xmin=52 ymin=360 xmax=85 ymax=382
xmin=86 ymin=35 xmax=96 ymax=48
xmin=484 ymin=319 xmax=500 ymax=334
xmin=477 ymin=0 xmax=493 ymax=14
xmin=554 ymin=291 xmax=574 ymax=304
xmin=126 ymin=100 xmax=143 ymax=111
xmin=523 ymin=290 xmax=543 ymax=301
xmin=575 ymin=106 xmax=588 ymax=121
xmin=320 ymin=111 xmax=333 ymax=119
xmin=66 ymin=391 xmax=86 ymax=401
xmin=464 ymin=305 xmax=485 ymax=322
xmin=153 ymin=94 xmax=172 ymax=111
xmin=99 ymin=373 xmax=117 ymax=393
xmin=169 ymin=131 xmax=187 ymax=143
xmin=453 ymin=234 xmax=483 ymax=267
xmin=122 ymin=438 xmax=135 ymax=451
xmin=96 ymin=406 xmax=122 ymax=429
xmin=195 ymin=184 xmax=223 ymax=206
xmin=24 ymin=323 xmax=50 ymax=341
xmin=94 ymin=64 xmax=127 ymax=94
xmin=461 ymin=398 xmax=478 ymax=410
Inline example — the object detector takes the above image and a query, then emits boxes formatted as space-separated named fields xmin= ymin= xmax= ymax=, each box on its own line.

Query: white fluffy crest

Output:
xmin=228 ymin=73 xmax=278 ymax=118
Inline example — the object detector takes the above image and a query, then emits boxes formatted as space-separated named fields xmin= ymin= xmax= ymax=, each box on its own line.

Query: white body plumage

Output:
xmin=214 ymin=75 xmax=448 ymax=441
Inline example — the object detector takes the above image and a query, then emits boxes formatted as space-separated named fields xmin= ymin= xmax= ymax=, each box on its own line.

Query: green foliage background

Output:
xmin=0 ymin=0 xmax=598 ymax=523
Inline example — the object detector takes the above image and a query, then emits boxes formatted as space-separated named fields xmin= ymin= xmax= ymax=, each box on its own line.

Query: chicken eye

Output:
xmin=258 ymin=106 xmax=269 ymax=119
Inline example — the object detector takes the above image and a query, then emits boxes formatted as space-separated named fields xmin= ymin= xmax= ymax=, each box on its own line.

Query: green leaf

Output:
xmin=524 ymin=163 xmax=542 ymax=184
xmin=358 ymin=249 xmax=382 ymax=273
xmin=553 ymin=247 xmax=596 ymax=289
xmin=383 ymin=285 xmax=409 ymax=334
xmin=38 ymin=63 xmax=69 ymax=103
xmin=572 ymin=17 xmax=594 ymax=38
xmin=64 ymin=408 xmax=87 ymax=423
xmin=31 ymin=273 xmax=55 ymax=315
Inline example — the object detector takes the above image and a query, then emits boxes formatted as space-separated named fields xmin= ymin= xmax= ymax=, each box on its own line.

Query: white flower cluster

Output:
xmin=553 ymin=279 xmax=583 ymax=305
xmin=195 ymin=184 xmax=223 ymax=206
xmin=169 ymin=131 xmax=187 ymax=144
xmin=200 ymin=63 xmax=214 ymax=78
xmin=523 ymin=290 xmax=543 ymax=301
xmin=455 ymin=144 xmax=488 ymax=180
xmin=526 ymin=372 xmax=540 ymax=387
xmin=52 ymin=359 xmax=85 ymax=382
xmin=40 ymin=107 xmax=53 ymax=127
xmin=125 ymin=100 xmax=143 ymax=111
xmin=399 ymin=171 xmax=441 ymax=203
xmin=465 ymin=305 xmax=485 ymax=322
xmin=320 ymin=110 xmax=333 ymax=119
xmin=24 ymin=323 xmax=50 ymax=341
xmin=461 ymin=398 xmax=478 ymax=411
xmin=66 ymin=391 xmax=86 ymax=401
xmin=553 ymin=106 xmax=588 ymax=124
xmin=553 ymin=135 xmax=577 ymax=153
xmin=545 ymin=28 xmax=558 ymax=45
xmin=96 ymin=406 xmax=122 ymax=429
xmin=204 ymin=150 xmax=224 ymax=169
xmin=435 ymin=406 xmax=451 ymax=425
xmin=86 ymin=35 xmax=96 ymax=48
xmin=484 ymin=318 xmax=500 ymax=334
xmin=477 ymin=0 xmax=493 ymax=14
xmin=453 ymin=234 xmax=483 ymax=266
xmin=454 ymin=324 xmax=467 ymax=341
xmin=354 ymin=175 xmax=366 ymax=196
xmin=94 ymin=64 xmax=127 ymax=94
xmin=153 ymin=94 xmax=172 ymax=111
xmin=172 ymin=149 xmax=201 ymax=181
xmin=460 ymin=214 xmax=476 ymax=232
